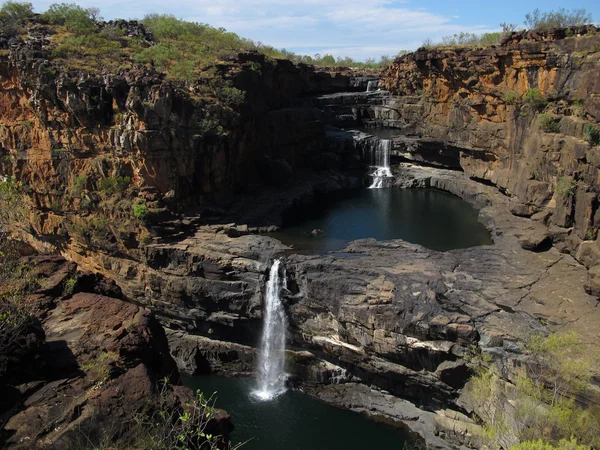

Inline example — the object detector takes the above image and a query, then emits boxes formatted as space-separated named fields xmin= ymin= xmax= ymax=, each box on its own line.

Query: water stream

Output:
xmin=368 ymin=139 xmax=393 ymax=189
xmin=252 ymin=259 xmax=287 ymax=401
xmin=366 ymin=80 xmax=378 ymax=92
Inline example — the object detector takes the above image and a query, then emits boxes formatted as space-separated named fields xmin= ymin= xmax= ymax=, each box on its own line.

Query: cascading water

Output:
xmin=366 ymin=80 xmax=379 ymax=92
xmin=368 ymin=139 xmax=393 ymax=189
xmin=252 ymin=259 xmax=287 ymax=401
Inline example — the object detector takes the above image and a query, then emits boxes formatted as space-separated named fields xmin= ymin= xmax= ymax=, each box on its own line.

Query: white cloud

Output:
xmin=30 ymin=0 xmax=494 ymax=60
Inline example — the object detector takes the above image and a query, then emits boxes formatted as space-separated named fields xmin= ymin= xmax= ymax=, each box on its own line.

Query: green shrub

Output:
xmin=73 ymin=174 xmax=88 ymax=196
xmin=132 ymin=204 xmax=149 ymax=221
xmin=538 ymin=113 xmax=561 ymax=133
xmin=440 ymin=31 xmax=502 ymax=47
xmin=98 ymin=176 xmax=130 ymax=195
xmin=470 ymin=332 xmax=600 ymax=449
xmin=523 ymin=88 xmax=548 ymax=111
xmin=99 ymin=23 xmax=124 ymax=40
xmin=198 ymin=118 xmax=217 ymax=135
xmin=524 ymin=8 xmax=593 ymax=30
xmin=218 ymin=86 xmax=245 ymax=107
xmin=246 ymin=61 xmax=262 ymax=74
xmin=583 ymin=124 xmax=600 ymax=146
xmin=42 ymin=3 xmax=97 ymax=34
xmin=62 ymin=276 xmax=77 ymax=296
xmin=52 ymin=34 xmax=121 ymax=59
xmin=555 ymin=176 xmax=577 ymax=197
xmin=66 ymin=380 xmax=236 ymax=450
xmin=141 ymin=13 xmax=206 ymax=40
xmin=0 ymin=1 xmax=33 ymax=24
xmin=0 ymin=177 xmax=26 ymax=228
xmin=502 ymin=91 xmax=518 ymax=105
xmin=510 ymin=438 xmax=591 ymax=450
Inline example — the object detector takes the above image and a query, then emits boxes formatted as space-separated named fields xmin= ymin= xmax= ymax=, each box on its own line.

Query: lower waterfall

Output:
xmin=252 ymin=259 xmax=287 ymax=401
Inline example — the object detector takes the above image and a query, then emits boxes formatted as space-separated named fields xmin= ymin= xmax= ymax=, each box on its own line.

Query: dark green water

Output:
xmin=183 ymin=375 xmax=415 ymax=450
xmin=271 ymin=188 xmax=493 ymax=253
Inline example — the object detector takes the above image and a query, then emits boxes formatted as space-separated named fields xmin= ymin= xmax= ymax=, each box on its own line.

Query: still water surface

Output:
xmin=183 ymin=375 xmax=416 ymax=450
xmin=272 ymin=188 xmax=493 ymax=253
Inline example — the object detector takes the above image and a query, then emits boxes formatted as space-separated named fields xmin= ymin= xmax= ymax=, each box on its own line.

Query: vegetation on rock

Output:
xmin=522 ymin=88 xmax=548 ymax=112
xmin=538 ymin=113 xmax=561 ymax=133
xmin=0 ymin=0 xmax=32 ymax=26
xmin=584 ymin=124 xmax=600 ymax=146
xmin=511 ymin=439 xmax=591 ymax=450
xmin=469 ymin=332 xmax=600 ymax=449
xmin=524 ymin=8 xmax=593 ymax=31
xmin=133 ymin=204 xmax=149 ymax=221
xmin=0 ymin=240 xmax=36 ymax=378
xmin=422 ymin=31 xmax=504 ymax=49
xmin=556 ymin=176 xmax=577 ymax=197
xmin=421 ymin=8 xmax=593 ymax=49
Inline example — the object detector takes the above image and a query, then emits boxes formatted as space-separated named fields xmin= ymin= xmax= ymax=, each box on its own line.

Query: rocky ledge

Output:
xmin=0 ymin=255 xmax=232 ymax=449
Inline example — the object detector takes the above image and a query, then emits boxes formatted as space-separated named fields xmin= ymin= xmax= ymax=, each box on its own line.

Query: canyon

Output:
xmin=2 ymin=17 xmax=600 ymax=449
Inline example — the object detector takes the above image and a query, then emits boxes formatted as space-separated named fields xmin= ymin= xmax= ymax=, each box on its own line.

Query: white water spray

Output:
xmin=253 ymin=259 xmax=287 ymax=401
xmin=368 ymin=139 xmax=393 ymax=189
xmin=366 ymin=80 xmax=379 ymax=92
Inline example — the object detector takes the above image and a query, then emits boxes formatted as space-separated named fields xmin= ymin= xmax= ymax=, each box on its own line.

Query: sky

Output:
xmin=30 ymin=0 xmax=600 ymax=61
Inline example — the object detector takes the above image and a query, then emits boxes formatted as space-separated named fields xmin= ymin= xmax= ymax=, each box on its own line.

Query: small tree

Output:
xmin=42 ymin=3 xmax=98 ymax=34
xmin=0 ymin=1 xmax=33 ymax=24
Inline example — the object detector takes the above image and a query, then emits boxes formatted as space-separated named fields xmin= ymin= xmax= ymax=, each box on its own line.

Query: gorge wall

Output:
xmin=380 ymin=26 xmax=600 ymax=273
xmin=2 ymin=18 xmax=600 ymax=449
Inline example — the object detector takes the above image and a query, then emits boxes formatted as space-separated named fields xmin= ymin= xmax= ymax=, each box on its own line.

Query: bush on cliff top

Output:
xmin=0 ymin=1 xmax=33 ymax=24
xmin=42 ymin=2 xmax=98 ymax=34
xmin=524 ymin=8 xmax=593 ymax=31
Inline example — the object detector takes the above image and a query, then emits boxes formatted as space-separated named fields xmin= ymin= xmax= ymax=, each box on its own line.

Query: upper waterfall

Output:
xmin=368 ymin=139 xmax=393 ymax=189
xmin=366 ymin=80 xmax=379 ymax=92
xmin=253 ymin=259 xmax=287 ymax=401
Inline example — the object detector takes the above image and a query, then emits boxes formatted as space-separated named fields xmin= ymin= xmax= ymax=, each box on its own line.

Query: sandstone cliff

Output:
xmin=3 ymin=17 xmax=600 ymax=450
xmin=381 ymin=26 xmax=600 ymax=279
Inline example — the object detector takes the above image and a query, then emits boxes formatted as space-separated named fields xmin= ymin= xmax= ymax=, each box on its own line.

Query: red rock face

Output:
xmin=380 ymin=26 xmax=600 ymax=265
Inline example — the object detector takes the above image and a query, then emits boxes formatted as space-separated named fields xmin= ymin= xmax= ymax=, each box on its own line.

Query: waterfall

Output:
xmin=368 ymin=139 xmax=393 ymax=189
xmin=253 ymin=259 xmax=287 ymax=401
xmin=366 ymin=80 xmax=378 ymax=92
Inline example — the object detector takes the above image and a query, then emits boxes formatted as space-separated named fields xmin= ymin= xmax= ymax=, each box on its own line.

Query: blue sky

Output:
xmin=30 ymin=1 xmax=600 ymax=60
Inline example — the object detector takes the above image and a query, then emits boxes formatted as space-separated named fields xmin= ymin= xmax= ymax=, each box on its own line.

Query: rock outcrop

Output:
xmin=0 ymin=255 xmax=232 ymax=449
